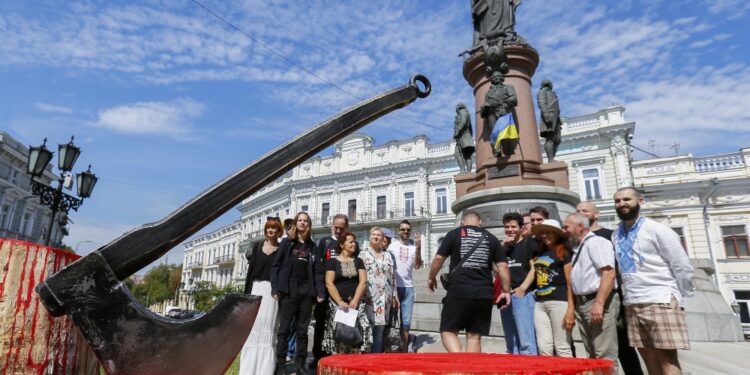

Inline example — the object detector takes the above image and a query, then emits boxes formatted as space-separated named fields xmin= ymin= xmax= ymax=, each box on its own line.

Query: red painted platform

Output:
xmin=318 ymin=353 xmax=614 ymax=375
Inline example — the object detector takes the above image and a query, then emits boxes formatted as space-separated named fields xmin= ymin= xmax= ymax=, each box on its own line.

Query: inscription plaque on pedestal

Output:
xmin=487 ymin=164 xmax=520 ymax=179
xmin=474 ymin=202 xmax=561 ymax=227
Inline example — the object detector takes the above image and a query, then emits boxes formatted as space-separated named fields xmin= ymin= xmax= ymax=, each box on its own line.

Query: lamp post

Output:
xmin=27 ymin=137 xmax=98 ymax=246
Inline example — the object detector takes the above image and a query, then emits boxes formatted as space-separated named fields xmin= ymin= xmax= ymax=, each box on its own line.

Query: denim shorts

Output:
xmin=397 ymin=286 xmax=415 ymax=330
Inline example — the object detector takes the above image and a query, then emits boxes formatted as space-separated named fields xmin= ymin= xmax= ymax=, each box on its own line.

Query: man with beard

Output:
xmin=612 ymin=187 xmax=694 ymax=375
xmin=577 ymin=201 xmax=644 ymax=375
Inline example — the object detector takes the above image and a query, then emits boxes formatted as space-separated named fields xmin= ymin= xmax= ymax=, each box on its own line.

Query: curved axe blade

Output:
xmin=35 ymin=75 xmax=430 ymax=373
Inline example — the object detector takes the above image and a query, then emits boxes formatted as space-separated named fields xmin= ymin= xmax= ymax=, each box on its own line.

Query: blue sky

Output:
xmin=2 ymin=0 xmax=749 ymax=271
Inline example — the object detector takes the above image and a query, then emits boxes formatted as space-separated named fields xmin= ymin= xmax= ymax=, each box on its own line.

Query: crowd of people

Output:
xmin=237 ymin=186 xmax=694 ymax=375
xmin=239 ymin=214 xmax=422 ymax=375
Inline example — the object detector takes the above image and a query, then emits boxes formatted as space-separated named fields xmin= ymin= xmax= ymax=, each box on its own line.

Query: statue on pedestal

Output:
xmin=472 ymin=0 xmax=523 ymax=47
xmin=537 ymin=79 xmax=562 ymax=161
xmin=453 ymin=103 xmax=475 ymax=173
xmin=481 ymin=71 xmax=518 ymax=156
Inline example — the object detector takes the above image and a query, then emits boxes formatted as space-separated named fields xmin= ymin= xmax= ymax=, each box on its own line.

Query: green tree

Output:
xmin=128 ymin=263 xmax=182 ymax=306
xmin=191 ymin=281 xmax=238 ymax=312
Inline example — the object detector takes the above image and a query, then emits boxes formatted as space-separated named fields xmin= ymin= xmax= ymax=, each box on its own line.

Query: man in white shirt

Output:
xmin=389 ymin=220 xmax=423 ymax=352
xmin=612 ymin=187 xmax=694 ymax=375
xmin=564 ymin=213 xmax=619 ymax=372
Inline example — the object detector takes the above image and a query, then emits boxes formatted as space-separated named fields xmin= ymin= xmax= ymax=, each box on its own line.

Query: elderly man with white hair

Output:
xmin=563 ymin=212 xmax=620 ymax=372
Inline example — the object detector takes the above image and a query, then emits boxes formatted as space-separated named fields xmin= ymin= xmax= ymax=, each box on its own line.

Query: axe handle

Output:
xmin=98 ymin=75 xmax=431 ymax=280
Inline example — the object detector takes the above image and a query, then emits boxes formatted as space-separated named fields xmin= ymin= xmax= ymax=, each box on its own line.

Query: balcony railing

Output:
xmin=213 ymin=254 xmax=235 ymax=266
xmin=187 ymin=261 xmax=203 ymax=269
xmin=695 ymin=153 xmax=745 ymax=172
xmin=313 ymin=207 xmax=430 ymax=227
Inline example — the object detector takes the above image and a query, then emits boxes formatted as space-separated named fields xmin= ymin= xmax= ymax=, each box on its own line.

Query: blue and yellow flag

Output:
xmin=490 ymin=112 xmax=519 ymax=154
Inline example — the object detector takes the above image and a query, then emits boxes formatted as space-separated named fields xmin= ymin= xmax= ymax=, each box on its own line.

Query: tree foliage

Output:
xmin=128 ymin=263 xmax=182 ymax=306
xmin=191 ymin=281 xmax=238 ymax=312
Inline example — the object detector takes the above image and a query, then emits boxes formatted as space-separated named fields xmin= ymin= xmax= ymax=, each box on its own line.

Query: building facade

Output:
xmin=0 ymin=132 xmax=66 ymax=245
xmin=631 ymin=148 xmax=750 ymax=336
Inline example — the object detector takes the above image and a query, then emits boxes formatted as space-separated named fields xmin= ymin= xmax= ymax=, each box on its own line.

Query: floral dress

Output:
xmin=359 ymin=247 xmax=397 ymax=326
xmin=322 ymin=257 xmax=372 ymax=354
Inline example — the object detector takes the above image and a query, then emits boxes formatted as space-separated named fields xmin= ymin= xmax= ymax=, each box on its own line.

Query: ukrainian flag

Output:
xmin=491 ymin=112 xmax=519 ymax=154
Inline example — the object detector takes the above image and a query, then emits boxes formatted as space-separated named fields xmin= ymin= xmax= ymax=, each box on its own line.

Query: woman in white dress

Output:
xmin=239 ymin=219 xmax=283 ymax=375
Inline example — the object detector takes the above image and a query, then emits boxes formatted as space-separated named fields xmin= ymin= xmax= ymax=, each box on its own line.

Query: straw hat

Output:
xmin=531 ymin=219 xmax=565 ymax=237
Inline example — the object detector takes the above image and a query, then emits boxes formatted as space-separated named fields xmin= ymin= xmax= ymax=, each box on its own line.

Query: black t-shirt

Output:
xmin=290 ymin=241 xmax=310 ymax=281
xmin=248 ymin=247 xmax=274 ymax=282
xmin=506 ymin=237 xmax=538 ymax=289
xmin=593 ymin=227 xmax=614 ymax=242
xmin=436 ymin=225 xmax=506 ymax=299
xmin=534 ymin=248 xmax=572 ymax=302
xmin=326 ymin=257 xmax=365 ymax=302
xmin=317 ymin=236 xmax=361 ymax=261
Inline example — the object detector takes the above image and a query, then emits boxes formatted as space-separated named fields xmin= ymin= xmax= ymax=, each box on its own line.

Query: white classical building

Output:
xmin=178 ymin=107 xmax=635 ymax=295
xmin=0 ymin=131 xmax=66 ymax=245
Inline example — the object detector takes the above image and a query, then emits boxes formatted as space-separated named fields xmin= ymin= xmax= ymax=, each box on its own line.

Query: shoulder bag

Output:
xmin=440 ymin=231 xmax=488 ymax=290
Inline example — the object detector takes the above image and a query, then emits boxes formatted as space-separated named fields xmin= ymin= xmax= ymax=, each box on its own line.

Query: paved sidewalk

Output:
xmin=410 ymin=331 xmax=750 ymax=375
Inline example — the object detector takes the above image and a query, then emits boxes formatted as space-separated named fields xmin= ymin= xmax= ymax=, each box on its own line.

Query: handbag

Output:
xmin=384 ymin=307 xmax=403 ymax=353
xmin=440 ymin=231 xmax=488 ymax=290
xmin=334 ymin=320 xmax=363 ymax=346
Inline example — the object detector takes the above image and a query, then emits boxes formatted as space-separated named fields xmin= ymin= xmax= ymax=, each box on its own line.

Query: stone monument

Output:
xmin=453 ymin=103 xmax=475 ymax=173
xmin=454 ymin=0 xmax=576 ymax=228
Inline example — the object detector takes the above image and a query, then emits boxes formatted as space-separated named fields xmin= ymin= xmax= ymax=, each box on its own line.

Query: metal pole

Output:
xmin=43 ymin=181 xmax=64 ymax=246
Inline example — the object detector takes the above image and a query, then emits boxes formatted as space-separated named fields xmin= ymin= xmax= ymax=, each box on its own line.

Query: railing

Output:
xmin=695 ymin=153 xmax=745 ymax=172
xmin=213 ymin=254 xmax=235 ymax=265
xmin=427 ymin=141 xmax=453 ymax=155
xmin=187 ymin=261 xmax=203 ymax=269
xmin=313 ymin=207 xmax=430 ymax=227
xmin=563 ymin=114 xmax=600 ymax=133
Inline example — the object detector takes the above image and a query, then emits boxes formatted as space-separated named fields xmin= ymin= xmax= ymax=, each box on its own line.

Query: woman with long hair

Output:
xmin=359 ymin=227 xmax=399 ymax=353
xmin=239 ymin=218 xmax=283 ymax=375
xmin=531 ymin=219 xmax=575 ymax=357
xmin=270 ymin=212 xmax=324 ymax=375
xmin=322 ymin=232 xmax=372 ymax=354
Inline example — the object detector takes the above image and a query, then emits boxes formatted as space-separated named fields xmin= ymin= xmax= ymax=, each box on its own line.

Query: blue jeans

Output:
xmin=397 ymin=287 xmax=415 ymax=330
xmin=371 ymin=325 xmax=386 ymax=353
xmin=500 ymin=292 xmax=538 ymax=355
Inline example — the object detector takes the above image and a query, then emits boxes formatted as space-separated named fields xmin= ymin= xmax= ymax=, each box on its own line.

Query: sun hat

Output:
xmin=531 ymin=219 xmax=565 ymax=237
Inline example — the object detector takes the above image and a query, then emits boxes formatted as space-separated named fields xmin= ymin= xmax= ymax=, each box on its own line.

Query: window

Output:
xmin=404 ymin=192 xmax=415 ymax=217
xmin=436 ymin=188 xmax=448 ymax=214
xmin=348 ymin=199 xmax=357 ymax=221
xmin=376 ymin=196 xmax=387 ymax=219
xmin=734 ymin=290 xmax=750 ymax=325
xmin=671 ymin=227 xmax=687 ymax=253
xmin=582 ymin=168 xmax=602 ymax=200
xmin=722 ymin=225 xmax=749 ymax=258
xmin=301 ymin=204 xmax=309 ymax=213
xmin=0 ymin=205 xmax=11 ymax=229
xmin=21 ymin=213 xmax=32 ymax=236
xmin=321 ymin=203 xmax=330 ymax=225
xmin=10 ymin=168 xmax=20 ymax=184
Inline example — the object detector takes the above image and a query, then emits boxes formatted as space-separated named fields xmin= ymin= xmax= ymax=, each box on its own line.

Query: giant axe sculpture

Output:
xmin=34 ymin=75 xmax=431 ymax=374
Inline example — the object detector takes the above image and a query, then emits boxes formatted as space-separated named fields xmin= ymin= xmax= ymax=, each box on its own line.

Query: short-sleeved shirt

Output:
xmin=505 ymin=237 xmax=538 ymax=290
xmin=534 ymin=247 xmax=572 ymax=302
xmin=436 ymin=225 xmax=506 ymax=300
xmin=326 ymin=257 xmax=365 ymax=302
xmin=389 ymin=239 xmax=417 ymax=287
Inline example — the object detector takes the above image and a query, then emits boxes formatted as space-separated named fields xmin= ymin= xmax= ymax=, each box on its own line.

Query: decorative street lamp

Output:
xmin=27 ymin=136 xmax=98 ymax=246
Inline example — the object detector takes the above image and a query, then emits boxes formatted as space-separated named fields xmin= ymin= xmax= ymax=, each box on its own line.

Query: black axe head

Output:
xmin=37 ymin=251 xmax=260 ymax=374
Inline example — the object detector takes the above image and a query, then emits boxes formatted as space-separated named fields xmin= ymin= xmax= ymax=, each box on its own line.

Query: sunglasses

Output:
xmin=399 ymin=228 xmax=411 ymax=232
xmin=266 ymin=216 xmax=281 ymax=222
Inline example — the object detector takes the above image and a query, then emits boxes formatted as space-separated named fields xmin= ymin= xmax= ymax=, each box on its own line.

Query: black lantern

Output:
xmin=58 ymin=136 xmax=81 ymax=172
xmin=27 ymin=138 xmax=54 ymax=177
xmin=76 ymin=165 xmax=98 ymax=199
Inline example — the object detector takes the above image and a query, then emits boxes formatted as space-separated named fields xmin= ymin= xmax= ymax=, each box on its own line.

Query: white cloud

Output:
xmin=705 ymin=0 xmax=750 ymax=18
xmin=92 ymin=98 xmax=205 ymax=138
xmin=34 ymin=102 xmax=73 ymax=114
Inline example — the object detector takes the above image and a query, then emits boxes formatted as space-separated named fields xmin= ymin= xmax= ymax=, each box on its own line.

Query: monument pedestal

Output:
xmin=456 ymin=43 xmax=571 ymax=199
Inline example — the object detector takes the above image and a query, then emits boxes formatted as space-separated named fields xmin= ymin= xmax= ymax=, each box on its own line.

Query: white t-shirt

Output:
xmin=389 ymin=239 xmax=417 ymax=287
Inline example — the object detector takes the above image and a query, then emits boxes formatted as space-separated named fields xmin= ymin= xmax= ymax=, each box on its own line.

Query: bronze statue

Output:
xmin=453 ymin=103 xmax=475 ymax=173
xmin=472 ymin=0 xmax=522 ymax=47
xmin=537 ymin=79 xmax=562 ymax=161
xmin=481 ymin=71 xmax=517 ymax=156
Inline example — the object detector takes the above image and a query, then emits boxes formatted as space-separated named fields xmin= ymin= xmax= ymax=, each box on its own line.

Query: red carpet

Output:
xmin=319 ymin=353 xmax=614 ymax=374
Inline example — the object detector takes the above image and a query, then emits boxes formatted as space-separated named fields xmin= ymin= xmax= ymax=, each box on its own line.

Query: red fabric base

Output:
xmin=319 ymin=353 xmax=614 ymax=375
